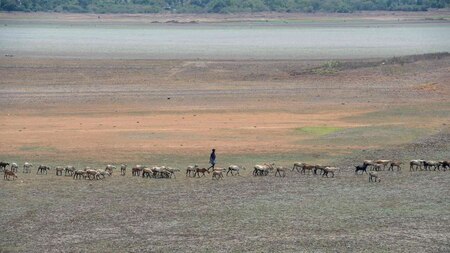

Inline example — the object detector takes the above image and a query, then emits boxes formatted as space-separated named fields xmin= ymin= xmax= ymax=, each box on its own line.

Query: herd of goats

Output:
xmin=1 ymin=159 xmax=449 ymax=183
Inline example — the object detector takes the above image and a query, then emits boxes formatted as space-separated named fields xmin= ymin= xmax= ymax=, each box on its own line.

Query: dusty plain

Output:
xmin=0 ymin=12 xmax=450 ymax=252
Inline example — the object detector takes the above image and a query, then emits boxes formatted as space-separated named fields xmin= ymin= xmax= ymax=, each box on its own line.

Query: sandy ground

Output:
xmin=0 ymin=55 xmax=449 ymax=163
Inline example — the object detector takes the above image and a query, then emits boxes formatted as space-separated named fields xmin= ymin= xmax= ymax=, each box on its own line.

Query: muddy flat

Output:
xmin=0 ymin=12 xmax=449 ymax=252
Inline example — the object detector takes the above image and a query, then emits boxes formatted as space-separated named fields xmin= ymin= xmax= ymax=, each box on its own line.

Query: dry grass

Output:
xmin=1 ymin=142 xmax=449 ymax=252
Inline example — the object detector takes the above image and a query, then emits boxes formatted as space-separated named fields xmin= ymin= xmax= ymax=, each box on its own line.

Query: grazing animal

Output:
xmin=186 ymin=164 xmax=198 ymax=177
xmin=194 ymin=168 xmax=210 ymax=177
xmin=314 ymin=165 xmax=327 ymax=175
xmin=4 ymin=170 xmax=17 ymax=180
xmin=164 ymin=167 xmax=180 ymax=178
xmin=73 ymin=169 xmax=87 ymax=179
xmin=439 ymin=161 xmax=449 ymax=171
xmin=65 ymin=166 xmax=76 ymax=176
xmin=85 ymin=169 xmax=99 ymax=180
xmin=150 ymin=166 xmax=168 ymax=178
xmin=96 ymin=170 xmax=111 ymax=179
xmin=132 ymin=165 xmax=144 ymax=176
xmin=355 ymin=164 xmax=368 ymax=174
xmin=212 ymin=169 xmax=224 ymax=180
xmin=227 ymin=165 xmax=245 ymax=176
xmin=423 ymin=160 xmax=439 ymax=171
xmin=322 ymin=167 xmax=340 ymax=178
xmin=23 ymin=162 xmax=33 ymax=173
xmin=375 ymin=160 xmax=391 ymax=170
xmin=363 ymin=160 xmax=375 ymax=170
xmin=253 ymin=163 xmax=275 ymax=176
xmin=142 ymin=167 xmax=155 ymax=178
xmin=120 ymin=164 xmax=127 ymax=176
xmin=300 ymin=164 xmax=315 ymax=174
xmin=369 ymin=171 xmax=380 ymax=182
xmin=37 ymin=165 xmax=51 ymax=174
xmin=105 ymin=165 xmax=116 ymax=175
xmin=410 ymin=160 xmax=424 ymax=171
xmin=372 ymin=163 xmax=383 ymax=171
xmin=388 ymin=161 xmax=402 ymax=171
xmin=55 ymin=166 xmax=64 ymax=176
xmin=275 ymin=166 xmax=287 ymax=177
xmin=10 ymin=163 xmax=19 ymax=173
xmin=292 ymin=162 xmax=305 ymax=172
xmin=0 ymin=162 xmax=9 ymax=172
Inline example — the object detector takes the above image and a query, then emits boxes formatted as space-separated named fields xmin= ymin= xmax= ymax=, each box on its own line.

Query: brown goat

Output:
xmin=212 ymin=169 xmax=224 ymax=180
xmin=388 ymin=161 xmax=402 ymax=171
xmin=194 ymin=168 xmax=210 ymax=177
xmin=4 ymin=170 xmax=17 ymax=180
xmin=275 ymin=166 xmax=287 ymax=177
xmin=301 ymin=164 xmax=315 ymax=174
xmin=55 ymin=166 xmax=64 ymax=176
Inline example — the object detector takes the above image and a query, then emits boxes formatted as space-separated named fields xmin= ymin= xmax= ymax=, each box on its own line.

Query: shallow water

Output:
xmin=1 ymin=22 xmax=449 ymax=59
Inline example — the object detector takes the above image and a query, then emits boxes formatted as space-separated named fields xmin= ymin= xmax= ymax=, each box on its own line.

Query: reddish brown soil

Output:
xmin=0 ymin=56 xmax=448 ymax=162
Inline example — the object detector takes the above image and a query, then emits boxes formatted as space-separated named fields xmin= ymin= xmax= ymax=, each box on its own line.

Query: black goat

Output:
xmin=355 ymin=164 xmax=368 ymax=174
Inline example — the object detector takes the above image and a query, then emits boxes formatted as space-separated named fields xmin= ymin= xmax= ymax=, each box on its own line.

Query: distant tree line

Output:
xmin=1 ymin=0 xmax=449 ymax=13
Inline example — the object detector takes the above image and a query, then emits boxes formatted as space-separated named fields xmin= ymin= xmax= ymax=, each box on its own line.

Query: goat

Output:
xmin=164 ymin=167 xmax=180 ymax=178
xmin=322 ymin=167 xmax=340 ymax=178
xmin=149 ymin=166 xmax=168 ymax=178
xmin=314 ymin=165 xmax=327 ymax=175
xmin=10 ymin=163 xmax=19 ymax=173
xmin=355 ymin=164 xmax=368 ymax=174
xmin=227 ymin=165 xmax=245 ymax=176
xmin=439 ymin=161 xmax=449 ymax=171
xmin=300 ymin=164 xmax=315 ymax=174
xmin=85 ymin=169 xmax=99 ymax=180
xmin=4 ymin=170 xmax=17 ymax=180
xmin=375 ymin=160 xmax=391 ymax=170
xmin=23 ymin=162 xmax=33 ymax=173
xmin=65 ymin=166 xmax=76 ymax=176
xmin=73 ymin=169 xmax=87 ymax=179
xmin=0 ymin=162 xmax=9 ymax=172
xmin=423 ymin=160 xmax=439 ymax=171
xmin=212 ymin=169 xmax=224 ymax=180
xmin=410 ymin=160 xmax=424 ymax=171
xmin=372 ymin=163 xmax=383 ymax=171
xmin=120 ymin=164 xmax=127 ymax=176
xmin=388 ymin=161 xmax=402 ymax=171
xmin=96 ymin=170 xmax=111 ymax=179
xmin=186 ymin=164 xmax=198 ymax=177
xmin=132 ymin=165 xmax=144 ymax=176
xmin=274 ymin=166 xmax=287 ymax=177
xmin=105 ymin=165 xmax=116 ymax=175
xmin=55 ymin=166 xmax=64 ymax=176
xmin=369 ymin=171 xmax=381 ymax=182
xmin=253 ymin=163 xmax=274 ymax=176
xmin=37 ymin=165 xmax=51 ymax=175
xmin=292 ymin=162 xmax=305 ymax=172
xmin=363 ymin=160 xmax=375 ymax=169
xmin=194 ymin=168 xmax=210 ymax=177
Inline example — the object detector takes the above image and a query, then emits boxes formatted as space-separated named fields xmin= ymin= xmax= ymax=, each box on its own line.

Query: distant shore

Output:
xmin=1 ymin=10 xmax=449 ymax=25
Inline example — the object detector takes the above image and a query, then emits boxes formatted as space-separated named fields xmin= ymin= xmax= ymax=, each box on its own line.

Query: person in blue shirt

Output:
xmin=208 ymin=149 xmax=216 ymax=170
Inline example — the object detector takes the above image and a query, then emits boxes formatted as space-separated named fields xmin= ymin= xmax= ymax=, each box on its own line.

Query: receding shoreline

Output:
xmin=1 ymin=10 xmax=450 ymax=25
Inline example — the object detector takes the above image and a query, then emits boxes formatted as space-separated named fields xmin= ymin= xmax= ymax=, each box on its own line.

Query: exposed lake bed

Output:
xmin=0 ymin=12 xmax=449 ymax=253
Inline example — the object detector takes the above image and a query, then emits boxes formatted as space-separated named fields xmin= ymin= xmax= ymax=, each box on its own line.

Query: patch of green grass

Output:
xmin=311 ymin=60 xmax=342 ymax=75
xmin=304 ymin=125 xmax=428 ymax=147
xmin=296 ymin=126 xmax=344 ymax=136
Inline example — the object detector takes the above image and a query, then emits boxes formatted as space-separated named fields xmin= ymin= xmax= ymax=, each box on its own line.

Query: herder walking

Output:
xmin=208 ymin=149 xmax=216 ymax=170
